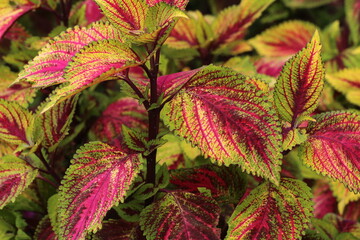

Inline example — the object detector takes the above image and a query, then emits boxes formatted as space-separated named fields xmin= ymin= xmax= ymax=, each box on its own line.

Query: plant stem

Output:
xmin=37 ymin=174 xmax=59 ymax=188
xmin=144 ymin=49 xmax=161 ymax=206
xmin=36 ymin=151 xmax=61 ymax=185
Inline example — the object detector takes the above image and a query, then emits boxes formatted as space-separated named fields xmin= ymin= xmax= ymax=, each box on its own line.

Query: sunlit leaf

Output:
xmin=212 ymin=0 xmax=274 ymax=48
xmin=0 ymin=0 xmax=36 ymax=40
xmin=91 ymin=97 xmax=148 ymax=151
xmin=170 ymin=165 xmax=247 ymax=204
xmin=0 ymin=155 xmax=38 ymax=209
xmin=39 ymin=39 xmax=141 ymax=112
xmin=57 ymin=142 xmax=142 ymax=239
xmin=299 ymin=111 xmax=360 ymax=193
xmin=162 ymin=66 xmax=282 ymax=184
xmin=165 ymin=14 xmax=198 ymax=49
xmin=140 ymin=191 xmax=220 ymax=239
xmin=17 ymin=22 xmax=122 ymax=87
xmin=146 ymin=0 xmax=188 ymax=10
xmin=0 ymin=99 xmax=33 ymax=145
xmin=226 ymin=178 xmax=313 ymax=239
xmin=250 ymin=20 xmax=316 ymax=57
xmin=346 ymin=0 xmax=360 ymax=45
xmin=274 ymin=31 xmax=324 ymax=125
xmin=326 ymin=68 xmax=360 ymax=106
xmin=34 ymin=96 xmax=78 ymax=151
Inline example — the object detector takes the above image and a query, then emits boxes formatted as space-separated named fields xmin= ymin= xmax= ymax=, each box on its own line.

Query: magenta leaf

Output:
xmin=91 ymin=97 xmax=148 ymax=151
xmin=56 ymin=141 xmax=142 ymax=239
xmin=313 ymin=180 xmax=337 ymax=219
xmin=274 ymin=31 xmax=324 ymax=125
xmin=0 ymin=155 xmax=38 ymax=209
xmin=17 ymin=22 xmax=122 ymax=88
xmin=170 ymin=165 xmax=247 ymax=204
xmin=34 ymin=216 xmax=57 ymax=240
xmin=0 ymin=0 xmax=37 ymax=40
xmin=140 ymin=191 xmax=221 ymax=239
xmin=226 ymin=178 xmax=313 ymax=239
xmin=34 ymin=96 xmax=78 ymax=151
xmin=299 ymin=111 xmax=360 ymax=193
xmin=146 ymin=0 xmax=188 ymax=9
xmin=161 ymin=65 xmax=282 ymax=184
xmin=0 ymin=99 xmax=33 ymax=145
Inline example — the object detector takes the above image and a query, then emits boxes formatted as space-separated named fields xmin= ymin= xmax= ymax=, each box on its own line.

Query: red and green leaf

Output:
xmin=226 ymin=178 xmax=313 ymax=239
xmin=0 ymin=155 xmax=38 ymax=209
xmin=165 ymin=16 xmax=198 ymax=49
xmin=140 ymin=191 xmax=220 ymax=239
xmin=40 ymin=39 xmax=142 ymax=112
xmin=329 ymin=181 xmax=360 ymax=214
xmin=70 ymin=0 xmax=104 ymax=26
xmin=90 ymin=97 xmax=148 ymax=151
xmin=0 ymin=0 xmax=37 ymax=40
xmin=17 ymin=22 xmax=122 ymax=88
xmin=56 ymin=142 xmax=142 ymax=239
xmin=282 ymin=128 xmax=308 ymax=151
xmin=146 ymin=0 xmax=188 ymax=10
xmin=0 ymin=99 xmax=33 ymax=145
xmin=326 ymin=68 xmax=360 ymax=106
xmin=212 ymin=0 xmax=274 ymax=48
xmin=250 ymin=20 xmax=316 ymax=57
xmin=92 ymin=219 xmax=139 ymax=240
xmin=170 ymin=165 xmax=247 ymax=204
xmin=299 ymin=111 xmax=360 ymax=193
xmin=313 ymin=180 xmax=337 ymax=219
xmin=162 ymin=65 xmax=282 ymax=184
xmin=34 ymin=216 xmax=57 ymax=240
xmin=274 ymin=31 xmax=324 ymax=125
xmin=34 ymin=96 xmax=78 ymax=151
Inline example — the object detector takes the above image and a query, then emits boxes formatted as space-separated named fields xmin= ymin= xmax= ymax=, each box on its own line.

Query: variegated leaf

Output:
xmin=170 ymin=165 xmax=247 ymax=204
xmin=326 ymin=68 xmax=360 ymax=106
xmin=329 ymin=181 xmax=360 ymax=214
xmin=282 ymin=128 xmax=308 ymax=151
xmin=34 ymin=96 xmax=78 ymax=151
xmin=226 ymin=178 xmax=313 ymax=239
xmin=299 ymin=111 xmax=360 ymax=193
xmin=140 ymin=191 xmax=220 ymax=239
xmin=0 ymin=0 xmax=36 ymax=40
xmin=162 ymin=66 xmax=282 ymax=184
xmin=250 ymin=20 xmax=316 ymax=57
xmin=17 ymin=22 xmax=122 ymax=87
xmin=90 ymin=97 xmax=148 ymax=151
xmin=346 ymin=0 xmax=360 ymax=45
xmin=274 ymin=31 xmax=324 ymax=125
xmin=253 ymin=56 xmax=288 ymax=78
xmin=212 ymin=0 xmax=274 ymax=47
xmin=92 ymin=219 xmax=139 ymax=240
xmin=39 ymin=39 xmax=141 ymax=113
xmin=165 ymin=16 xmax=198 ymax=49
xmin=34 ymin=216 xmax=57 ymax=240
xmin=57 ymin=142 xmax=142 ymax=239
xmin=69 ymin=0 xmax=104 ymax=26
xmin=0 ymin=155 xmax=38 ymax=209
xmin=313 ymin=180 xmax=337 ymax=219
xmin=0 ymin=99 xmax=33 ymax=145
xmin=146 ymin=0 xmax=188 ymax=10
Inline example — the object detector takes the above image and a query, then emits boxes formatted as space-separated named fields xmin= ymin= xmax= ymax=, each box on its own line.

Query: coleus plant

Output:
xmin=0 ymin=0 xmax=360 ymax=239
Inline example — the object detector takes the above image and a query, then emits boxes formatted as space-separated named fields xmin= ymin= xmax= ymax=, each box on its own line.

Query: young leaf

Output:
xmin=282 ymin=128 xmax=308 ymax=151
xmin=91 ymin=97 xmax=148 ymax=151
xmin=40 ymin=39 xmax=142 ymax=112
xmin=57 ymin=142 xmax=142 ymax=239
xmin=250 ymin=20 xmax=316 ymax=57
xmin=0 ymin=99 xmax=33 ymax=145
xmin=17 ymin=22 xmax=122 ymax=88
xmin=274 ymin=31 xmax=324 ymax=125
xmin=326 ymin=68 xmax=360 ymax=106
xmin=226 ymin=178 xmax=313 ymax=239
xmin=170 ymin=165 xmax=247 ymax=204
xmin=140 ymin=191 xmax=220 ymax=239
xmin=162 ymin=66 xmax=282 ymax=184
xmin=212 ymin=0 xmax=274 ymax=48
xmin=0 ymin=155 xmax=38 ymax=209
xmin=299 ymin=111 xmax=360 ymax=193
xmin=0 ymin=0 xmax=37 ymax=40
xmin=34 ymin=96 xmax=78 ymax=151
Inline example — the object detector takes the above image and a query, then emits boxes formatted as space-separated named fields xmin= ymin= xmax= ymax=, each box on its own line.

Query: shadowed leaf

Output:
xmin=0 ymin=155 xmax=38 ymax=209
xmin=226 ymin=178 xmax=313 ymax=239
xmin=57 ymin=142 xmax=142 ymax=239
xmin=140 ymin=191 xmax=220 ymax=240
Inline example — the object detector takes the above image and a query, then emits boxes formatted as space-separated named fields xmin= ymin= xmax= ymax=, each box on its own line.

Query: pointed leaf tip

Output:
xmin=57 ymin=142 xmax=142 ymax=239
